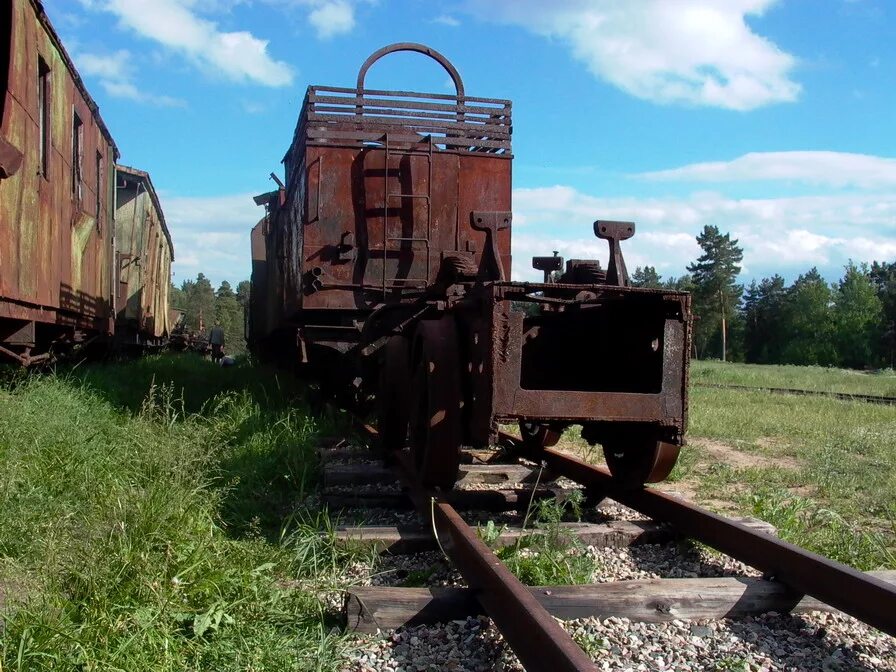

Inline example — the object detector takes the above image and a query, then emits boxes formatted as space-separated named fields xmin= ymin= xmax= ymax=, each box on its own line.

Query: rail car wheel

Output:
xmin=600 ymin=432 xmax=680 ymax=485
xmin=377 ymin=336 xmax=411 ymax=459
xmin=518 ymin=422 xmax=562 ymax=453
xmin=409 ymin=317 xmax=462 ymax=489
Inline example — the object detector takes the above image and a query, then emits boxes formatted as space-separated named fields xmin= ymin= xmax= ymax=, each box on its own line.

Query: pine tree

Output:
xmin=630 ymin=266 xmax=663 ymax=288
xmin=779 ymin=268 xmax=836 ymax=366
xmin=870 ymin=261 xmax=896 ymax=368
xmin=742 ymin=275 xmax=786 ymax=363
xmin=686 ymin=226 xmax=743 ymax=361
xmin=181 ymin=274 xmax=216 ymax=331
xmin=236 ymin=280 xmax=251 ymax=309
xmin=833 ymin=262 xmax=883 ymax=369
xmin=215 ymin=281 xmax=245 ymax=355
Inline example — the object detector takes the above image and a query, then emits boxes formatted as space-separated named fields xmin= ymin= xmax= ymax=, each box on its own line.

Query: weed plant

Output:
xmin=481 ymin=490 xmax=595 ymax=586
xmin=0 ymin=354 xmax=365 ymax=671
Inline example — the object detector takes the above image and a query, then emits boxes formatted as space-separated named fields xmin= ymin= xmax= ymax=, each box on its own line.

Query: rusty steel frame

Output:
xmin=392 ymin=450 xmax=597 ymax=672
xmin=522 ymin=444 xmax=896 ymax=637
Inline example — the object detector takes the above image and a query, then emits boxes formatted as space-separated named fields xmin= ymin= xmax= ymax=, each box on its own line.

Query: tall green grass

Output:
xmin=0 ymin=355 xmax=363 ymax=671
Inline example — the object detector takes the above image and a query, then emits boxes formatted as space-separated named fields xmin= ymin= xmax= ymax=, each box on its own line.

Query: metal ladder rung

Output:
xmin=387 ymin=193 xmax=430 ymax=199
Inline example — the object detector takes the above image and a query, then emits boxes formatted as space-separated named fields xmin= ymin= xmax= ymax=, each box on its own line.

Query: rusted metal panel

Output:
xmin=114 ymin=165 xmax=173 ymax=341
xmin=262 ymin=42 xmax=513 ymax=324
xmin=484 ymin=283 xmax=690 ymax=435
xmin=0 ymin=0 xmax=119 ymax=360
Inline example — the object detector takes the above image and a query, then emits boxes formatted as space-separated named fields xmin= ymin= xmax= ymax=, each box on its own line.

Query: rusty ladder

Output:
xmin=381 ymin=133 xmax=434 ymax=299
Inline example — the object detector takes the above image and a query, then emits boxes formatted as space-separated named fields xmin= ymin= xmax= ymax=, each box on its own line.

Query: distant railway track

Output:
xmin=330 ymin=425 xmax=896 ymax=671
xmin=693 ymin=382 xmax=896 ymax=405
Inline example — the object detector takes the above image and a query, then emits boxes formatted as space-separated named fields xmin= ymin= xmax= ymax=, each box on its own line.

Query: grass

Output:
xmin=0 ymin=354 xmax=367 ymax=672
xmin=480 ymin=490 xmax=596 ymax=586
xmin=691 ymin=360 xmax=896 ymax=396
xmin=672 ymin=384 xmax=896 ymax=570
xmin=549 ymin=362 xmax=896 ymax=571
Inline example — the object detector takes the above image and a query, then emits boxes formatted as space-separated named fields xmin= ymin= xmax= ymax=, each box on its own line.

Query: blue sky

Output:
xmin=45 ymin=0 xmax=896 ymax=288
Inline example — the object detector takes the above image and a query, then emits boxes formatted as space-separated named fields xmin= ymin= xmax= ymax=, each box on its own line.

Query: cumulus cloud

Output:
xmin=510 ymin=186 xmax=896 ymax=282
xmin=76 ymin=50 xmax=187 ymax=107
xmin=465 ymin=0 xmax=800 ymax=110
xmin=163 ymin=193 xmax=261 ymax=284
xmin=83 ymin=0 xmax=294 ymax=87
xmin=639 ymin=151 xmax=896 ymax=189
xmin=307 ymin=0 xmax=355 ymax=38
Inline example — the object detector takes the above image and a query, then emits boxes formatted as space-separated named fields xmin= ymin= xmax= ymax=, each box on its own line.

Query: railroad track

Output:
xmin=693 ymin=382 xmax=896 ymax=405
xmin=323 ymin=431 xmax=896 ymax=671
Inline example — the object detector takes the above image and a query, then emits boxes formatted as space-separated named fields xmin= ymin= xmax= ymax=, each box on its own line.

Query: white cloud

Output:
xmin=84 ymin=0 xmax=294 ymax=87
xmin=640 ymin=151 xmax=896 ymax=189
xmin=76 ymin=50 xmax=187 ymax=107
xmin=163 ymin=193 xmax=261 ymax=285
xmin=510 ymin=186 xmax=896 ymax=282
xmin=433 ymin=14 xmax=461 ymax=27
xmin=307 ymin=0 xmax=355 ymax=38
xmin=465 ymin=0 xmax=800 ymax=110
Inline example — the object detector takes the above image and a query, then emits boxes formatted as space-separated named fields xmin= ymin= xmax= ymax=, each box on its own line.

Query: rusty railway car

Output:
xmin=113 ymin=165 xmax=174 ymax=350
xmin=250 ymin=43 xmax=692 ymax=488
xmin=0 ymin=1 xmax=175 ymax=364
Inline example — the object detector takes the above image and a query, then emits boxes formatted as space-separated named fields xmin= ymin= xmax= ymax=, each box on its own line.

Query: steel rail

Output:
xmin=391 ymin=450 xmax=598 ymax=672
xmin=693 ymin=382 xmax=896 ymax=405
xmin=520 ymin=442 xmax=896 ymax=636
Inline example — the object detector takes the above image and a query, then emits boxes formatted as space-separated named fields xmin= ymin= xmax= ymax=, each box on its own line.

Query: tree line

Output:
xmin=631 ymin=226 xmax=896 ymax=369
xmin=169 ymin=274 xmax=250 ymax=355
xmin=169 ymin=228 xmax=896 ymax=369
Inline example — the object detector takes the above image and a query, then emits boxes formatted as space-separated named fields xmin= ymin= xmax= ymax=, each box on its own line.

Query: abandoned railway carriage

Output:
xmin=0 ymin=0 xmax=118 ymax=365
xmin=0 ymin=1 xmax=174 ymax=364
xmin=250 ymin=43 xmax=693 ymax=488
xmin=114 ymin=165 xmax=174 ymax=350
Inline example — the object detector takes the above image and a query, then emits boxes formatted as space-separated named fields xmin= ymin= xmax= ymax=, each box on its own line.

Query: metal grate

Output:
xmin=298 ymin=85 xmax=512 ymax=155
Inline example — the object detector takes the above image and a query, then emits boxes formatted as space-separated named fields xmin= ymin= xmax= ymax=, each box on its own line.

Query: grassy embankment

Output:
xmin=0 ymin=355 xmax=367 ymax=672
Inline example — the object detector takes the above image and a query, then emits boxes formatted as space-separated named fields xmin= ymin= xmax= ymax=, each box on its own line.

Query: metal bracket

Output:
xmin=337 ymin=231 xmax=356 ymax=262
xmin=532 ymin=252 xmax=563 ymax=284
xmin=471 ymin=211 xmax=511 ymax=281
xmin=594 ymin=220 xmax=634 ymax=287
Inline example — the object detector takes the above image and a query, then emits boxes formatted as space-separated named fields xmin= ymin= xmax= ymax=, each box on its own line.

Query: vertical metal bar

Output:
xmin=383 ymin=133 xmax=389 ymax=301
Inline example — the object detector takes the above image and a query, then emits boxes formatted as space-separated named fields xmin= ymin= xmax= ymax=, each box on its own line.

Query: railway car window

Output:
xmin=38 ymin=57 xmax=50 ymax=178
xmin=71 ymin=112 xmax=82 ymax=202
xmin=95 ymin=151 xmax=102 ymax=229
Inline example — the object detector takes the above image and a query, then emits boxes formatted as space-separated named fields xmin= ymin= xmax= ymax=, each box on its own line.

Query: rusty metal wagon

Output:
xmin=250 ymin=43 xmax=692 ymax=488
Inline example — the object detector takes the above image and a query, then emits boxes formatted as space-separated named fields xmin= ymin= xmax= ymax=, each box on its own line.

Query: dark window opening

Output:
xmin=38 ymin=57 xmax=50 ymax=177
xmin=71 ymin=112 xmax=82 ymax=202
xmin=95 ymin=151 xmax=103 ymax=229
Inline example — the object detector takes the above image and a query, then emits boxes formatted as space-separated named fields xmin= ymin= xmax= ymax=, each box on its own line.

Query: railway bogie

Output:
xmin=250 ymin=43 xmax=692 ymax=487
